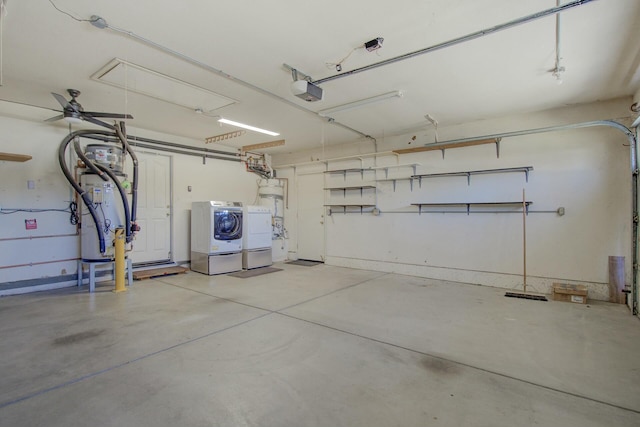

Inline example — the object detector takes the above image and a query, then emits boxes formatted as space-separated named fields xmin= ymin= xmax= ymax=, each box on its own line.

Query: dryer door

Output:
xmin=214 ymin=210 xmax=243 ymax=240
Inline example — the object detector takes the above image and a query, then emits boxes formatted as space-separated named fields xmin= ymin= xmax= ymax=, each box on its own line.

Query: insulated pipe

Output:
xmin=313 ymin=0 xmax=597 ymax=85
xmin=115 ymin=122 xmax=139 ymax=223
xmin=59 ymin=130 xmax=108 ymax=254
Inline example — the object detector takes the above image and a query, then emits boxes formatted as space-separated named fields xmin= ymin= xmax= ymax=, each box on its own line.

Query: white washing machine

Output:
xmin=242 ymin=205 xmax=273 ymax=269
xmin=191 ymin=201 xmax=243 ymax=275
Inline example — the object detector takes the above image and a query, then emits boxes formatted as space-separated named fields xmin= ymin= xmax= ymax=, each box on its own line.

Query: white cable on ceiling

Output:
xmin=325 ymin=46 xmax=363 ymax=72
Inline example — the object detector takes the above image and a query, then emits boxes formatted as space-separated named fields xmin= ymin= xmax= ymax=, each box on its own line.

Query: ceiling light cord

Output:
xmin=325 ymin=46 xmax=363 ymax=72
xmin=48 ymin=0 xmax=98 ymax=23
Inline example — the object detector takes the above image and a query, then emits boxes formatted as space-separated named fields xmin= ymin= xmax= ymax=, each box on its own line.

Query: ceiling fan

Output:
xmin=46 ymin=89 xmax=133 ymax=128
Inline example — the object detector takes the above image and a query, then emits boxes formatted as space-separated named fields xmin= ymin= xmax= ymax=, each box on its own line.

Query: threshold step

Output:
xmin=133 ymin=266 xmax=188 ymax=281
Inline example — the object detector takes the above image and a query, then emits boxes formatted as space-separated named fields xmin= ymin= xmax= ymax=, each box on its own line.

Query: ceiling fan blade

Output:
xmin=51 ymin=92 xmax=71 ymax=110
xmin=83 ymin=111 xmax=134 ymax=119
xmin=82 ymin=114 xmax=116 ymax=130
xmin=44 ymin=114 xmax=64 ymax=122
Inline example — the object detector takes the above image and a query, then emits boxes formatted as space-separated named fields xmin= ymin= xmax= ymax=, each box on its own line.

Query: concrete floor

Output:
xmin=1 ymin=263 xmax=640 ymax=426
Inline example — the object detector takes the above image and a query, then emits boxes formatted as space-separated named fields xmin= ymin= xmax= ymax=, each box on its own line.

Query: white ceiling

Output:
xmin=0 ymin=0 xmax=639 ymax=155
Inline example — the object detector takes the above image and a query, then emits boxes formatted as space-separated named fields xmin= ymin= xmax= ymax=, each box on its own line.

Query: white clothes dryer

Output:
xmin=242 ymin=205 xmax=272 ymax=269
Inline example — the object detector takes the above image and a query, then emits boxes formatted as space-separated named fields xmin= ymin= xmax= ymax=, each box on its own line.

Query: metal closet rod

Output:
xmin=132 ymin=142 xmax=242 ymax=163
xmin=313 ymin=0 xmax=596 ymax=85
xmin=127 ymin=134 xmax=241 ymax=157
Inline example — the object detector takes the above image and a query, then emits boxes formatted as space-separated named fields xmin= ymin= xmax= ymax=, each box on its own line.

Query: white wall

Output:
xmin=274 ymin=98 xmax=636 ymax=302
xmin=0 ymin=114 xmax=259 ymax=292
xmin=272 ymin=168 xmax=300 ymax=260
xmin=171 ymin=153 xmax=258 ymax=262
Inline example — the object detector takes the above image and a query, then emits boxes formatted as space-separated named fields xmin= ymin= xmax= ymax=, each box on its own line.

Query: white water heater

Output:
xmin=258 ymin=178 xmax=285 ymax=239
xmin=79 ymin=145 xmax=127 ymax=261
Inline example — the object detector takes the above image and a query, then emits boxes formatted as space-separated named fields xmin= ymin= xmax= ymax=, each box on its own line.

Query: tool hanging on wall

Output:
xmin=505 ymin=189 xmax=548 ymax=301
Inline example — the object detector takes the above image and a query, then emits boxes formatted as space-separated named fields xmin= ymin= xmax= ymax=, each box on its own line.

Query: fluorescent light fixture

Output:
xmin=218 ymin=118 xmax=279 ymax=136
xmin=318 ymin=90 xmax=404 ymax=117
xmin=92 ymin=58 xmax=237 ymax=111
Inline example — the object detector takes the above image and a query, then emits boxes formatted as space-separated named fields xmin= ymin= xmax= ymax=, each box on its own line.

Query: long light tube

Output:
xmin=217 ymin=118 xmax=279 ymax=136
xmin=318 ymin=91 xmax=403 ymax=117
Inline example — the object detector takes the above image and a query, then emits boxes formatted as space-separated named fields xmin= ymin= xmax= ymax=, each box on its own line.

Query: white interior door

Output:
xmin=297 ymin=173 xmax=325 ymax=261
xmin=129 ymin=151 xmax=172 ymax=264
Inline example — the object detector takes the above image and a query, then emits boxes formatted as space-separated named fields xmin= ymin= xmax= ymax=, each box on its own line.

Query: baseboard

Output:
xmin=325 ymin=256 xmax=610 ymax=301
xmin=0 ymin=269 xmax=114 ymax=296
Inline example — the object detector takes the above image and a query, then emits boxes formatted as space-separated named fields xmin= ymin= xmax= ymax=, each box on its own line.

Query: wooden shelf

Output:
xmin=413 ymin=166 xmax=533 ymax=186
xmin=411 ymin=201 xmax=533 ymax=215
xmin=0 ymin=152 xmax=32 ymax=162
xmin=394 ymin=138 xmax=501 ymax=159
